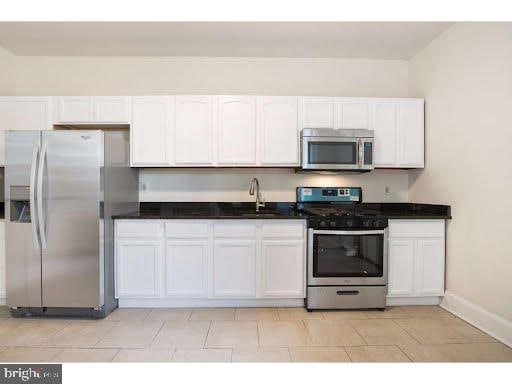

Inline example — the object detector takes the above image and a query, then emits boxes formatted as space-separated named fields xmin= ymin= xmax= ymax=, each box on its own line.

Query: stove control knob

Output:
xmin=363 ymin=220 xmax=370 ymax=227
xmin=346 ymin=219 xmax=354 ymax=227
xmin=319 ymin=221 xmax=327 ymax=228
xmin=330 ymin=221 xmax=337 ymax=228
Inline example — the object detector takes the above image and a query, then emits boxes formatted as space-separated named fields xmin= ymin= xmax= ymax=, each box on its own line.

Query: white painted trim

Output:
xmin=119 ymin=298 xmax=304 ymax=308
xmin=441 ymin=291 xmax=512 ymax=348
xmin=386 ymin=296 xmax=441 ymax=306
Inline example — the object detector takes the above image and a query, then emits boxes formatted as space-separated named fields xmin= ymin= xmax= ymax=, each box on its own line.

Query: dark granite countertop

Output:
xmin=113 ymin=202 xmax=451 ymax=220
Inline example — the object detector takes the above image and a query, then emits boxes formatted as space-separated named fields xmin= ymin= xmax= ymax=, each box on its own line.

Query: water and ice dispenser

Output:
xmin=9 ymin=186 xmax=32 ymax=223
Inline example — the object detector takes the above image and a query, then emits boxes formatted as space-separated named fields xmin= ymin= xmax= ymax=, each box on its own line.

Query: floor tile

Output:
xmin=42 ymin=320 xmax=116 ymax=348
xmin=95 ymin=321 xmax=163 ymax=349
xmin=0 ymin=347 xmax=63 ymax=362
xmin=113 ymin=348 xmax=174 ymax=362
xmin=346 ymin=346 xmax=411 ymax=362
xmin=235 ymin=308 xmax=279 ymax=321
xmin=0 ymin=306 xmax=11 ymax=318
xmin=401 ymin=306 xmax=454 ymax=318
xmin=145 ymin=308 xmax=192 ymax=322
xmin=321 ymin=310 xmax=369 ymax=320
xmin=401 ymin=343 xmax=512 ymax=362
xmin=258 ymin=320 xmax=311 ymax=347
xmin=190 ymin=308 xmax=235 ymax=321
xmin=53 ymin=348 xmax=119 ymax=362
xmin=232 ymin=348 xmax=290 ymax=362
xmin=289 ymin=347 xmax=350 ymax=362
xmin=172 ymin=348 xmax=232 ymax=362
xmin=304 ymin=319 xmax=365 ymax=347
xmin=0 ymin=319 xmax=71 ymax=347
xmin=151 ymin=321 xmax=210 ymax=349
xmin=394 ymin=317 xmax=490 ymax=344
xmin=105 ymin=308 xmax=151 ymax=322
xmin=0 ymin=319 xmax=23 ymax=335
xmin=205 ymin=321 xmax=258 ymax=348
xmin=277 ymin=308 xmax=324 ymax=320
xmin=365 ymin=307 xmax=410 ymax=319
xmin=349 ymin=319 xmax=418 ymax=346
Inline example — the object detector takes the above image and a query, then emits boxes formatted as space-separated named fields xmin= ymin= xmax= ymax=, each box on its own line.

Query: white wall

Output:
xmin=409 ymin=23 xmax=512 ymax=321
xmin=1 ymin=54 xmax=410 ymax=202
xmin=141 ymin=168 xmax=408 ymax=202
xmin=0 ymin=47 xmax=15 ymax=94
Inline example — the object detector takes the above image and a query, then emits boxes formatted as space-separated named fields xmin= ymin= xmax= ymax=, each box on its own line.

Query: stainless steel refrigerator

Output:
xmin=5 ymin=130 xmax=138 ymax=317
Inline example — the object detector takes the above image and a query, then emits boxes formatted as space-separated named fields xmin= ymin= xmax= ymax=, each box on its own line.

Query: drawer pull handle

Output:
xmin=337 ymin=290 xmax=359 ymax=296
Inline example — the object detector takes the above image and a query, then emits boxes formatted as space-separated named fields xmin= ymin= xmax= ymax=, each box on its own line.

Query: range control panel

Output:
xmin=297 ymin=187 xmax=362 ymax=203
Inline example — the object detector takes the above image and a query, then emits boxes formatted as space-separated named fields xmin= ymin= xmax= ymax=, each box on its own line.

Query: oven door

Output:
xmin=308 ymin=229 xmax=388 ymax=286
xmin=301 ymin=136 xmax=362 ymax=170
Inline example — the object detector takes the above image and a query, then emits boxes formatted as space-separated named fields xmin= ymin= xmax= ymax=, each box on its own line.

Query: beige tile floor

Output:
xmin=0 ymin=305 xmax=511 ymax=363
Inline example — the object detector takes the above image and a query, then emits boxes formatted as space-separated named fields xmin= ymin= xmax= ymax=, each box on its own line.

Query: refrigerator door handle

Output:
xmin=30 ymin=144 xmax=40 ymax=248
xmin=37 ymin=139 xmax=48 ymax=250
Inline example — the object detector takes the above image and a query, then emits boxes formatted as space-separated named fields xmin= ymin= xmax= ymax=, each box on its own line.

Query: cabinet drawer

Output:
xmin=116 ymin=221 xmax=162 ymax=238
xmin=165 ymin=222 xmax=209 ymax=238
xmin=389 ymin=220 xmax=444 ymax=238
xmin=262 ymin=221 xmax=304 ymax=239
xmin=214 ymin=222 xmax=257 ymax=238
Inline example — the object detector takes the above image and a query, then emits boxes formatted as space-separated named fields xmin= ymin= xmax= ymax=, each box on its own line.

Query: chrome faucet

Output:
xmin=249 ymin=177 xmax=266 ymax=212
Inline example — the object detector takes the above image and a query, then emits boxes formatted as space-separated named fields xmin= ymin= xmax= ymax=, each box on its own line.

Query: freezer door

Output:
xmin=5 ymin=131 xmax=42 ymax=307
xmin=41 ymin=131 xmax=102 ymax=308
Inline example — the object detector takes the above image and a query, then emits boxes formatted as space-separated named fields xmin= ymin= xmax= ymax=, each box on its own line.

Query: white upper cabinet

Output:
xmin=258 ymin=96 xmax=299 ymax=166
xmin=174 ymin=96 xmax=214 ymax=166
xmin=371 ymin=100 xmax=398 ymax=167
xmin=93 ymin=96 xmax=131 ymax=123
xmin=334 ymin=98 xmax=369 ymax=129
xmin=130 ymin=96 xmax=173 ymax=167
xmin=299 ymin=97 xmax=333 ymax=128
xmin=216 ymin=96 xmax=257 ymax=165
xmin=55 ymin=96 xmax=131 ymax=124
xmin=0 ymin=97 xmax=52 ymax=165
xmin=370 ymin=98 xmax=424 ymax=168
xmin=397 ymin=99 xmax=424 ymax=168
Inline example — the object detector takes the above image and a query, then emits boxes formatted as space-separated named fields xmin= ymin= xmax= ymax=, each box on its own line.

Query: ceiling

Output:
xmin=0 ymin=22 xmax=453 ymax=59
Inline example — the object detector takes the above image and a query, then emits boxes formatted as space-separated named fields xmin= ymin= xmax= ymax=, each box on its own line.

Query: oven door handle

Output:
xmin=312 ymin=229 xmax=386 ymax=235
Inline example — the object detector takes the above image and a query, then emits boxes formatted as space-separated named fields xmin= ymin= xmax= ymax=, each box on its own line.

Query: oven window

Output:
xmin=308 ymin=142 xmax=357 ymax=164
xmin=313 ymin=233 xmax=383 ymax=277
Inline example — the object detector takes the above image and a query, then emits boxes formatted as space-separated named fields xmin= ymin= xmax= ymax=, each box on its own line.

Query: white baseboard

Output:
xmin=119 ymin=298 xmax=305 ymax=308
xmin=441 ymin=291 xmax=512 ymax=348
xmin=386 ymin=296 xmax=441 ymax=306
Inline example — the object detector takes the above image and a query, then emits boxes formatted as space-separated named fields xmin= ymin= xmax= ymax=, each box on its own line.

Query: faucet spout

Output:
xmin=249 ymin=177 xmax=266 ymax=212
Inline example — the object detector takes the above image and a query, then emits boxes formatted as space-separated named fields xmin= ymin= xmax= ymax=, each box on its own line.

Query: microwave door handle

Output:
xmin=358 ymin=139 xmax=364 ymax=167
xmin=30 ymin=145 xmax=40 ymax=248
xmin=37 ymin=140 xmax=47 ymax=250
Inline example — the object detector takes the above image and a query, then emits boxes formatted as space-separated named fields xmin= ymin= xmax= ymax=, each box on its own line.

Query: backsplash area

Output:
xmin=140 ymin=168 xmax=408 ymax=203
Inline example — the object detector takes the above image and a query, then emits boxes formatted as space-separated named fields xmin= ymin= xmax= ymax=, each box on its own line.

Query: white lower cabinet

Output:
xmin=165 ymin=240 xmax=209 ymax=297
xmin=261 ymin=240 xmax=304 ymax=298
xmin=387 ymin=220 xmax=445 ymax=302
xmin=115 ymin=239 xmax=163 ymax=298
xmin=115 ymin=219 xmax=306 ymax=302
xmin=213 ymin=240 xmax=257 ymax=298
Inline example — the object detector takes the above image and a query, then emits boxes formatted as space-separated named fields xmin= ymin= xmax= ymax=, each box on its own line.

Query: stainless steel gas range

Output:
xmin=297 ymin=187 xmax=388 ymax=310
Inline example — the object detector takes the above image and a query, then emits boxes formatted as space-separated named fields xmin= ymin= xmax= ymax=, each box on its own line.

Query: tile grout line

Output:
xmin=395 ymin=344 xmax=414 ymax=362
xmin=148 ymin=320 xmax=168 ymax=349
xmin=391 ymin=318 xmax=422 ymax=345
xmin=203 ymin=320 xmax=212 ymax=349
xmin=109 ymin=348 xmax=122 ymax=362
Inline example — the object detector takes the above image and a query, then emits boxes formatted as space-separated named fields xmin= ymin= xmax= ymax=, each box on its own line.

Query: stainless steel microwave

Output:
xmin=300 ymin=128 xmax=374 ymax=172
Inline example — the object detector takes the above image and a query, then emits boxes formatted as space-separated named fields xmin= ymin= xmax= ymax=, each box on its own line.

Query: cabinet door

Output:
xmin=261 ymin=240 xmax=304 ymax=298
xmin=165 ymin=240 xmax=208 ymax=297
xmin=174 ymin=96 xmax=214 ymax=165
xmin=213 ymin=240 xmax=256 ymax=297
xmin=258 ymin=96 xmax=299 ymax=166
xmin=299 ymin=97 xmax=333 ymax=128
xmin=116 ymin=239 xmax=162 ymax=298
xmin=371 ymin=100 xmax=398 ymax=167
xmin=334 ymin=98 xmax=369 ymax=129
xmin=0 ymin=97 xmax=51 ymax=165
xmin=57 ymin=96 xmax=94 ymax=123
xmin=131 ymin=96 xmax=173 ymax=166
xmin=416 ymin=239 xmax=445 ymax=296
xmin=93 ymin=96 xmax=131 ymax=123
xmin=387 ymin=239 xmax=415 ymax=296
xmin=398 ymin=100 xmax=424 ymax=168
xmin=0 ymin=222 xmax=5 ymax=300
xmin=216 ymin=96 xmax=256 ymax=165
